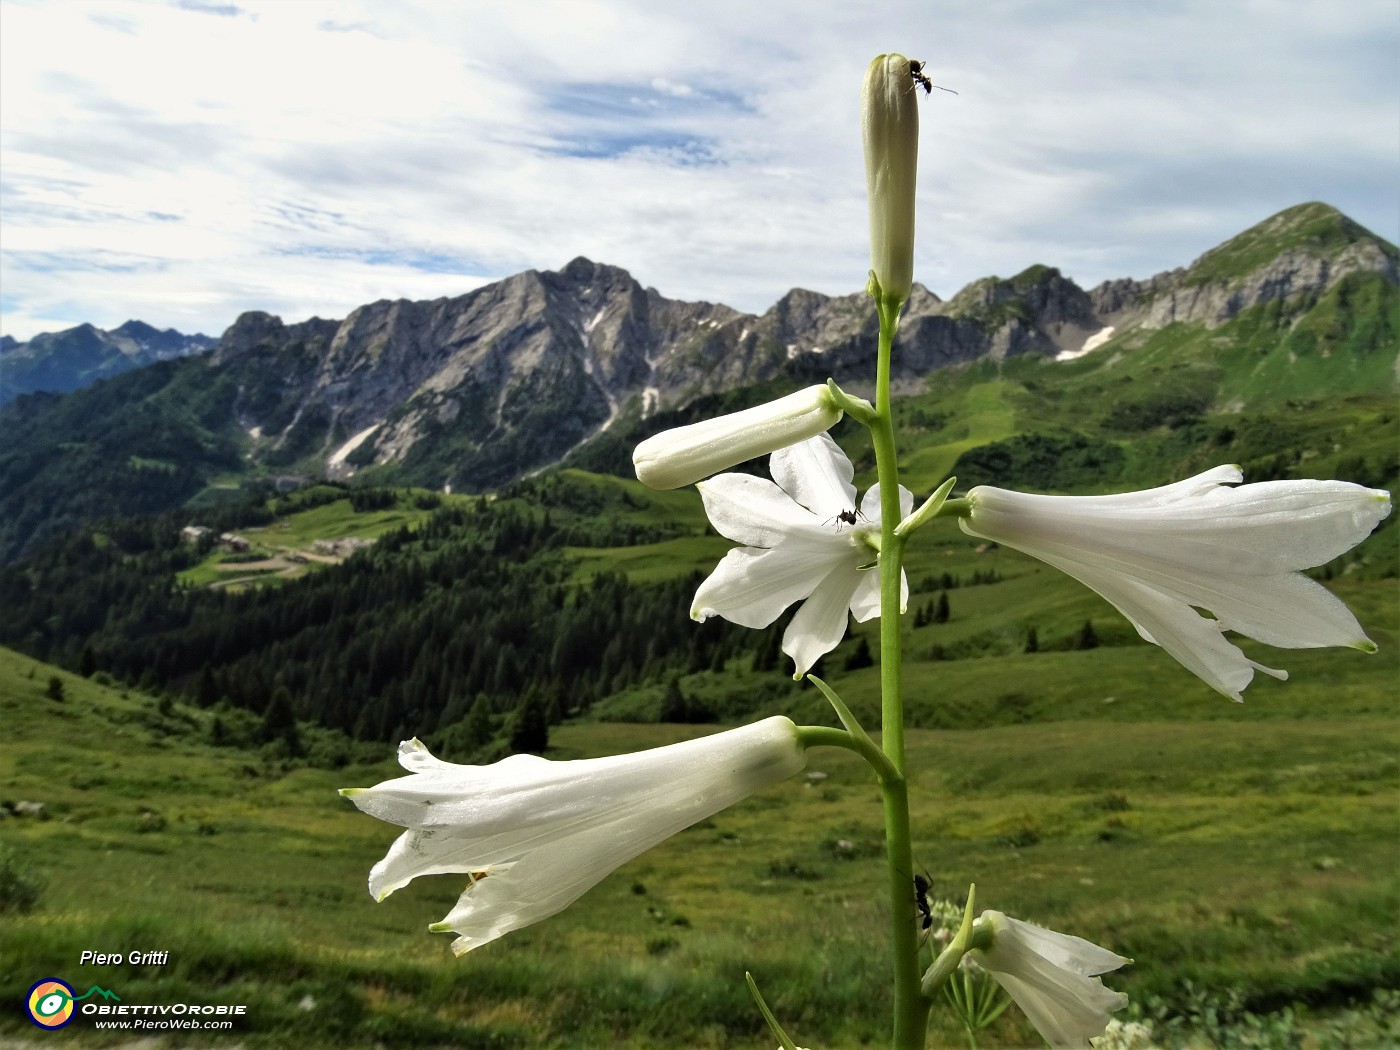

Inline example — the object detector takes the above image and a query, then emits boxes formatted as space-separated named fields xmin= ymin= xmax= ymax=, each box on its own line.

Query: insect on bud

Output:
xmin=862 ymin=53 xmax=920 ymax=309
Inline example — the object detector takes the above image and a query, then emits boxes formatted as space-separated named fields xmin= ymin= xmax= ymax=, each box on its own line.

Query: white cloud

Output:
xmin=1 ymin=0 xmax=1396 ymax=341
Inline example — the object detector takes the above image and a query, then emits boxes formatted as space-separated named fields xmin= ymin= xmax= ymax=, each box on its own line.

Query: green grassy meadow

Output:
xmin=2 ymin=592 xmax=1397 ymax=1049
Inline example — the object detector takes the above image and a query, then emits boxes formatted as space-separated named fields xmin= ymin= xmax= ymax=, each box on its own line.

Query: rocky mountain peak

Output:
xmin=215 ymin=311 xmax=288 ymax=363
xmin=1118 ymin=203 xmax=1399 ymax=329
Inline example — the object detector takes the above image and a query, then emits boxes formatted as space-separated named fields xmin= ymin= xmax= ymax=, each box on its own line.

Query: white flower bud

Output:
xmin=632 ymin=385 xmax=842 ymax=490
xmin=862 ymin=53 xmax=920 ymax=306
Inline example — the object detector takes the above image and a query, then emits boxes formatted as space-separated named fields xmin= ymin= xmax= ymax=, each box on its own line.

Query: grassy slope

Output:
xmin=2 ymin=610 xmax=1396 ymax=1048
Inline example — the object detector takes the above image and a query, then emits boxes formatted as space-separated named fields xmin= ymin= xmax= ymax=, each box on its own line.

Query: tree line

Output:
xmin=0 ymin=486 xmax=756 ymax=750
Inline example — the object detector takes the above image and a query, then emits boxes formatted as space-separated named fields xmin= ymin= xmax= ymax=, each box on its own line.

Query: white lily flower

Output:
xmin=971 ymin=911 xmax=1129 ymax=1049
xmin=341 ymin=716 xmax=806 ymax=955
xmin=960 ymin=466 xmax=1391 ymax=700
xmin=862 ymin=52 xmax=920 ymax=306
xmin=633 ymin=385 xmax=842 ymax=490
xmin=692 ymin=433 xmax=911 ymax=676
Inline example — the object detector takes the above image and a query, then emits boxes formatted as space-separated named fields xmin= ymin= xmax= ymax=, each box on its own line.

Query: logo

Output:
xmin=26 ymin=979 xmax=76 ymax=1030
xmin=25 ymin=979 xmax=121 ymax=1030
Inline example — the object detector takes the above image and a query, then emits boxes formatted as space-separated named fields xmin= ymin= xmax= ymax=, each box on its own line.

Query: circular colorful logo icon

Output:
xmin=26 ymin=978 xmax=76 ymax=1029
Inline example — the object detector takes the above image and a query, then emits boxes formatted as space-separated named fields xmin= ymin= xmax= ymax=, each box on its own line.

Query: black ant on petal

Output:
xmin=826 ymin=508 xmax=865 ymax=531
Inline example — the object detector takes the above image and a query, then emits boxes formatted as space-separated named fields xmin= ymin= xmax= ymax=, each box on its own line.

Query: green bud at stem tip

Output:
xmin=863 ymin=54 xmax=919 ymax=307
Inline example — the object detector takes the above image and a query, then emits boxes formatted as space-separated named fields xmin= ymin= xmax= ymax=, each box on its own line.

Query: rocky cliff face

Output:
xmin=194 ymin=202 xmax=1400 ymax=491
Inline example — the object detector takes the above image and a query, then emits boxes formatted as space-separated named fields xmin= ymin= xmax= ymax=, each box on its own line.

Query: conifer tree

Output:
xmin=509 ymin=692 xmax=549 ymax=754
xmin=260 ymin=685 xmax=302 ymax=755
xmin=463 ymin=693 xmax=493 ymax=748
xmin=659 ymin=675 xmax=688 ymax=722
xmin=844 ymin=636 xmax=875 ymax=670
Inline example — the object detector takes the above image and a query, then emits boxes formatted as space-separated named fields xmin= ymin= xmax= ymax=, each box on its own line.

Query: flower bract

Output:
xmin=971 ymin=911 xmax=1129 ymax=1049
xmin=692 ymin=433 xmax=911 ymax=676
xmin=340 ymin=717 xmax=806 ymax=955
xmin=960 ymin=466 xmax=1391 ymax=700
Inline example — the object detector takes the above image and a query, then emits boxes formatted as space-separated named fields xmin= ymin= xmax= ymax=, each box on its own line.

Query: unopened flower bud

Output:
xmin=862 ymin=53 xmax=920 ymax=307
xmin=633 ymin=385 xmax=842 ymax=490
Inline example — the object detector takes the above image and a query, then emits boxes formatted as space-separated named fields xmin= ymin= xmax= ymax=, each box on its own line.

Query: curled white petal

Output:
xmin=342 ymin=718 xmax=807 ymax=954
xmin=632 ymin=385 xmax=841 ymax=490
xmin=962 ymin=467 xmax=1390 ymax=700
xmin=973 ymin=911 xmax=1129 ymax=1049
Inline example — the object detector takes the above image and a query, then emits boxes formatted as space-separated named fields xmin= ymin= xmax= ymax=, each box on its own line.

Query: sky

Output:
xmin=1 ymin=0 xmax=1397 ymax=342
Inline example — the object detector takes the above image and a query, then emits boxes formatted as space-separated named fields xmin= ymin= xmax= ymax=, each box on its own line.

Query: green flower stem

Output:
xmin=825 ymin=378 xmax=879 ymax=426
xmin=796 ymin=723 xmax=899 ymax=785
xmin=871 ymin=295 xmax=930 ymax=1049
xmin=934 ymin=496 xmax=972 ymax=518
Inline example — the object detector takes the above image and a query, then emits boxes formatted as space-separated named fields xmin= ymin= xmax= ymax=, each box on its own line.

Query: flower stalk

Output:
xmin=868 ymin=293 xmax=929 ymax=1048
xmin=861 ymin=51 xmax=930 ymax=1048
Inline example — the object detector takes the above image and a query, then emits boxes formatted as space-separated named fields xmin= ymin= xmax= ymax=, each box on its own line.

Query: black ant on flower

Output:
xmin=826 ymin=508 xmax=865 ymax=531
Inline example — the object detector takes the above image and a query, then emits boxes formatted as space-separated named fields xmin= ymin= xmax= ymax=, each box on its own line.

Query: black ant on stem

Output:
xmin=913 ymin=872 xmax=934 ymax=933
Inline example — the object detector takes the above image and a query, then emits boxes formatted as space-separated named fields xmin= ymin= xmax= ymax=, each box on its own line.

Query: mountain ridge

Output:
xmin=0 ymin=320 xmax=215 ymax=405
xmin=205 ymin=202 xmax=1396 ymax=488
xmin=1 ymin=200 xmax=1395 ymax=562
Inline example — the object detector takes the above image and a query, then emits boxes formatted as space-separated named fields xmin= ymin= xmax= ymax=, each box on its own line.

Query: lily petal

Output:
xmin=784 ymin=561 xmax=865 ymax=675
xmin=771 ymin=432 xmax=857 ymax=520
xmin=972 ymin=911 xmax=1129 ymax=1049
xmin=860 ymin=480 xmax=915 ymax=522
xmin=694 ymin=545 xmax=849 ymax=629
xmin=697 ymin=472 xmax=832 ymax=550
